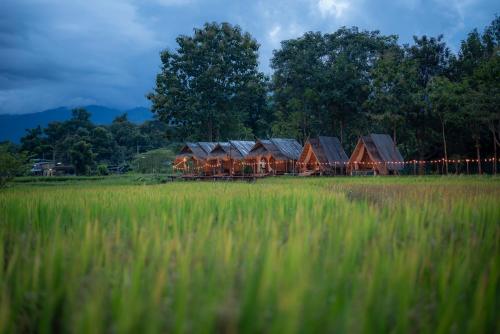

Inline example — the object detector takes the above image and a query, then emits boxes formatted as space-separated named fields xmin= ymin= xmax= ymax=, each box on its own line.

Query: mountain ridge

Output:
xmin=0 ymin=105 xmax=153 ymax=143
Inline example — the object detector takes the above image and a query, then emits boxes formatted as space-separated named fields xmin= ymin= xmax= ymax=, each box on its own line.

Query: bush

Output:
xmin=97 ymin=164 xmax=109 ymax=176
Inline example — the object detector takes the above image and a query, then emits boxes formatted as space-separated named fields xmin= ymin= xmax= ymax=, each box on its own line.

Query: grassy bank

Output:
xmin=0 ymin=177 xmax=498 ymax=333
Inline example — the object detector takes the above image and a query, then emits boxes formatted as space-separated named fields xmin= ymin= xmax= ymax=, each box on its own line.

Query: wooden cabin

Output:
xmin=207 ymin=140 xmax=255 ymax=175
xmin=298 ymin=136 xmax=349 ymax=175
xmin=174 ymin=142 xmax=217 ymax=174
xmin=245 ymin=138 xmax=302 ymax=175
xmin=348 ymin=134 xmax=404 ymax=175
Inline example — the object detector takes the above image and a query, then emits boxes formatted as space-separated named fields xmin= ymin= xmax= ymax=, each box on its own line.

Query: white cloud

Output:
xmin=316 ymin=0 xmax=351 ymax=18
xmin=268 ymin=25 xmax=282 ymax=44
xmin=150 ymin=0 xmax=194 ymax=6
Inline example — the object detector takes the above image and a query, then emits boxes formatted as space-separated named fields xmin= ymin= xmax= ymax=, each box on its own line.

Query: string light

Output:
xmin=174 ymin=156 xmax=499 ymax=173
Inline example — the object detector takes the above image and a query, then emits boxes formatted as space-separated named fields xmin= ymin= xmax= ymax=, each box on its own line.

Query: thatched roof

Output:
xmin=176 ymin=141 xmax=218 ymax=161
xmin=349 ymin=134 xmax=404 ymax=171
xmin=197 ymin=142 xmax=217 ymax=154
xmin=208 ymin=141 xmax=256 ymax=160
xmin=230 ymin=140 xmax=255 ymax=158
xmin=300 ymin=136 xmax=348 ymax=164
xmin=247 ymin=138 xmax=302 ymax=160
xmin=208 ymin=142 xmax=231 ymax=159
xmin=176 ymin=142 xmax=208 ymax=160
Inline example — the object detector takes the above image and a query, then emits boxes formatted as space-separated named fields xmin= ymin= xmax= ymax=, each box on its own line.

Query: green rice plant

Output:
xmin=0 ymin=177 xmax=498 ymax=333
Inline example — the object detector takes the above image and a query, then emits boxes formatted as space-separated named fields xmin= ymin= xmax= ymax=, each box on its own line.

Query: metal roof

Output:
xmin=318 ymin=136 xmax=349 ymax=163
xmin=176 ymin=142 xmax=208 ymax=160
xmin=270 ymin=138 xmax=303 ymax=160
xmin=247 ymin=138 xmax=302 ymax=160
xmin=359 ymin=134 xmax=404 ymax=171
xmin=197 ymin=142 xmax=217 ymax=154
xmin=229 ymin=140 xmax=255 ymax=157
xmin=207 ymin=142 xmax=231 ymax=159
xmin=300 ymin=136 xmax=348 ymax=165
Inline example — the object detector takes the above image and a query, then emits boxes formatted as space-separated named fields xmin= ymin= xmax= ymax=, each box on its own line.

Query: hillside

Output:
xmin=0 ymin=105 xmax=152 ymax=143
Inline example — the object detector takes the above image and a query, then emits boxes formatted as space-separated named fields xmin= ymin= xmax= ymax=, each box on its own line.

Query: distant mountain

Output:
xmin=0 ymin=105 xmax=152 ymax=143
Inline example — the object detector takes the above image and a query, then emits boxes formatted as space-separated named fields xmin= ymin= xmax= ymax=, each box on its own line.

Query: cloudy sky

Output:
xmin=0 ymin=0 xmax=498 ymax=114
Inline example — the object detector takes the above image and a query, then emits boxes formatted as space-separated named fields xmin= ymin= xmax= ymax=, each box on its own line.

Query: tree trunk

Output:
xmin=339 ymin=120 xmax=344 ymax=145
xmin=441 ymin=119 xmax=448 ymax=175
xmin=493 ymin=130 xmax=497 ymax=175
xmin=393 ymin=126 xmax=398 ymax=175
xmin=208 ymin=118 xmax=213 ymax=142
xmin=475 ymin=138 xmax=482 ymax=175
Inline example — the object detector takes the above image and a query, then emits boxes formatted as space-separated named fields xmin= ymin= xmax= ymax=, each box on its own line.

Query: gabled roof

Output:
xmin=208 ymin=141 xmax=255 ymax=160
xmin=349 ymin=134 xmax=404 ymax=171
xmin=197 ymin=142 xmax=217 ymax=154
xmin=247 ymin=138 xmax=302 ymax=160
xmin=299 ymin=136 xmax=348 ymax=165
xmin=229 ymin=140 xmax=255 ymax=158
xmin=318 ymin=136 xmax=348 ymax=163
xmin=176 ymin=142 xmax=208 ymax=160
xmin=208 ymin=142 xmax=231 ymax=159
xmin=271 ymin=138 xmax=302 ymax=160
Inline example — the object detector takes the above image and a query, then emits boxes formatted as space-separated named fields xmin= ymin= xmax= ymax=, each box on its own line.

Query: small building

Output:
xmin=207 ymin=140 xmax=255 ymax=175
xmin=348 ymin=134 xmax=404 ymax=175
xmin=245 ymin=138 xmax=302 ymax=175
xmin=174 ymin=142 xmax=217 ymax=174
xmin=298 ymin=136 xmax=349 ymax=175
xmin=30 ymin=160 xmax=55 ymax=176
xmin=51 ymin=163 xmax=75 ymax=176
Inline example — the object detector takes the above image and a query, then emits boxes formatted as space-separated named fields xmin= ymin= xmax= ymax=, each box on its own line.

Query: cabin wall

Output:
xmin=348 ymin=144 xmax=389 ymax=175
xmin=174 ymin=157 xmax=206 ymax=174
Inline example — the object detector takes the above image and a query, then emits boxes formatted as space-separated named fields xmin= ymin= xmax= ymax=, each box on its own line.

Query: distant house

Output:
xmin=245 ymin=138 xmax=302 ymax=175
xmin=348 ymin=134 xmax=404 ymax=175
xmin=207 ymin=140 xmax=255 ymax=175
xmin=30 ymin=160 xmax=54 ymax=176
xmin=31 ymin=161 xmax=75 ymax=176
xmin=51 ymin=163 xmax=75 ymax=176
xmin=298 ymin=136 xmax=349 ymax=175
xmin=174 ymin=142 xmax=217 ymax=174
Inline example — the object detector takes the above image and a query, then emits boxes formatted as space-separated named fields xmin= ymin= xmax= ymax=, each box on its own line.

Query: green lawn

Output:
xmin=0 ymin=177 xmax=498 ymax=333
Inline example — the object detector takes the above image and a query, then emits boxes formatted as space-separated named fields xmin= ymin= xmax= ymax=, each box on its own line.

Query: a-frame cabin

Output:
xmin=348 ymin=134 xmax=404 ymax=175
xmin=245 ymin=138 xmax=302 ymax=175
xmin=298 ymin=136 xmax=349 ymax=175
xmin=207 ymin=140 xmax=255 ymax=175
xmin=174 ymin=142 xmax=217 ymax=174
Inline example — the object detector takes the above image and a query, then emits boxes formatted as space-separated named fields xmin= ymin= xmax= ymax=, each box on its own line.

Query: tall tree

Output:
xmin=404 ymin=35 xmax=452 ymax=164
xmin=427 ymin=76 xmax=462 ymax=173
xmin=271 ymin=27 xmax=396 ymax=146
xmin=148 ymin=22 xmax=268 ymax=141
xmin=366 ymin=46 xmax=419 ymax=157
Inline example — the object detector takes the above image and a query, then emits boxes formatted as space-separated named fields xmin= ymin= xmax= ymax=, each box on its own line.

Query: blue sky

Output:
xmin=0 ymin=0 xmax=498 ymax=114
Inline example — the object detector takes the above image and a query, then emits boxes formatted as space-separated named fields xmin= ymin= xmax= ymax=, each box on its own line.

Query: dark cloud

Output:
xmin=0 ymin=0 xmax=498 ymax=114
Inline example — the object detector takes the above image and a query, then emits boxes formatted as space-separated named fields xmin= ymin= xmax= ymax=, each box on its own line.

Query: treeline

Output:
xmin=3 ymin=17 xmax=499 ymax=177
xmin=149 ymin=18 xmax=499 ymax=166
xmin=14 ymin=109 xmax=169 ymax=174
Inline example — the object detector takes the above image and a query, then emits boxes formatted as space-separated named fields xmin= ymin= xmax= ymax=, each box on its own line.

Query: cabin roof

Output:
xmin=247 ymin=138 xmax=302 ymax=160
xmin=310 ymin=136 xmax=349 ymax=163
xmin=176 ymin=142 xmax=207 ymax=160
xmin=197 ymin=142 xmax=217 ymax=154
xmin=271 ymin=138 xmax=302 ymax=160
xmin=349 ymin=134 xmax=404 ymax=171
xmin=208 ymin=141 xmax=255 ymax=160
xmin=208 ymin=142 xmax=231 ymax=159
xmin=230 ymin=140 xmax=255 ymax=157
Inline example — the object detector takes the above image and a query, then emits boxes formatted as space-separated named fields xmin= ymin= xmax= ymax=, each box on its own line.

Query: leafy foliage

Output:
xmin=148 ymin=22 xmax=268 ymax=141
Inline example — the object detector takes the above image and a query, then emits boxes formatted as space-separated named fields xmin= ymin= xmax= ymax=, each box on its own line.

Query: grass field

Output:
xmin=0 ymin=177 xmax=499 ymax=333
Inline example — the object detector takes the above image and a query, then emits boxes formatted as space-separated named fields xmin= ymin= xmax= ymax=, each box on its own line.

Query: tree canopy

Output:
xmin=11 ymin=16 xmax=500 ymax=176
xmin=148 ymin=22 xmax=268 ymax=141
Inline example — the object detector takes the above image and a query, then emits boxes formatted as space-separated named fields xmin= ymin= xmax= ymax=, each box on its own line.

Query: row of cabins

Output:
xmin=174 ymin=134 xmax=404 ymax=176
